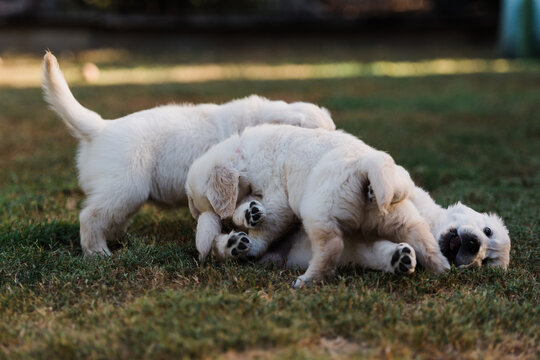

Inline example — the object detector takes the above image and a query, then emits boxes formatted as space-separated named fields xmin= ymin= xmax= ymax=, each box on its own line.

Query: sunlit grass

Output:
xmin=1 ymin=56 xmax=540 ymax=88
xmin=0 ymin=46 xmax=539 ymax=359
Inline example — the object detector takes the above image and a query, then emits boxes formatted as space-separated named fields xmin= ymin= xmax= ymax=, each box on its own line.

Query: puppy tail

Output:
xmin=366 ymin=152 xmax=414 ymax=214
xmin=42 ymin=51 xmax=104 ymax=141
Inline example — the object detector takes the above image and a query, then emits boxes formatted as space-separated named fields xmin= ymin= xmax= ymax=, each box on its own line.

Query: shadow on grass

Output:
xmin=0 ymin=220 xmax=199 ymax=290
xmin=0 ymin=220 xmax=81 ymax=254
xmin=0 ymin=213 xmax=196 ymax=253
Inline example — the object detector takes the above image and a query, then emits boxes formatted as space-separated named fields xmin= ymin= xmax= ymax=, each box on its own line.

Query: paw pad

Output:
xmin=245 ymin=201 xmax=265 ymax=228
xmin=226 ymin=232 xmax=251 ymax=257
xmin=391 ymin=244 xmax=416 ymax=274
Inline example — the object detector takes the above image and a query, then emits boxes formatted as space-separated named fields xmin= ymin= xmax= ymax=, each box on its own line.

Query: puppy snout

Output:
xmin=448 ymin=229 xmax=461 ymax=252
xmin=461 ymin=233 xmax=480 ymax=255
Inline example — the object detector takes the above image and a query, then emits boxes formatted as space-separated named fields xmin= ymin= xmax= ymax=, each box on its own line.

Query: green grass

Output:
xmin=0 ymin=45 xmax=539 ymax=359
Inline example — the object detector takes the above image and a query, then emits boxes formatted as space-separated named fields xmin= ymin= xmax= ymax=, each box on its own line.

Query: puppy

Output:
xmin=42 ymin=51 xmax=335 ymax=256
xmin=186 ymin=124 xmax=450 ymax=287
xmin=241 ymin=186 xmax=511 ymax=273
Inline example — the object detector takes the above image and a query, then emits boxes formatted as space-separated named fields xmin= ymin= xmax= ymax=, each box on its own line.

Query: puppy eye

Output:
xmin=483 ymin=227 xmax=492 ymax=237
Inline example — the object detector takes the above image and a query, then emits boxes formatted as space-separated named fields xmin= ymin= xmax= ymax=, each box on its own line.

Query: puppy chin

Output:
xmin=455 ymin=254 xmax=482 ymax=268
xmin=456 ymin=261 xmax=481 ymax=269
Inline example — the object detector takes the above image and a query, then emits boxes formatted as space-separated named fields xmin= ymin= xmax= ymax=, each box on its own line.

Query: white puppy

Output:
xmin=248 ymin=186 xmax=511 ymax=273
xmin=42 ymin=52 xmax=335 ymax=256
xmin=186 ymin=124 xmax=451 ymax=287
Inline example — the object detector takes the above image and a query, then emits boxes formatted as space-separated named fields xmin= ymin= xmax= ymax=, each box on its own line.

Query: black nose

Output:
xmin=461 ymin=234 xmax=480 ymax=254
xmin=447 ymin=229 xmax=460 ymax=251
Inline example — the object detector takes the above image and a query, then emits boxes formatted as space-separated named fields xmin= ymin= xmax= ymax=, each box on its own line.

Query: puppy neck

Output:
xmin=410 ymin=187 xmax=447 ymax=235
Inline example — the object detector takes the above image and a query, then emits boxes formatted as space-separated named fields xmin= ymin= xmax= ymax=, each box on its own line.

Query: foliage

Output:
xmin=79 ymin=0 xmax=267 ymax=13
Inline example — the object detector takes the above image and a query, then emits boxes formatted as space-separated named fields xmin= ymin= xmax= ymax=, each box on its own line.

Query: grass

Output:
xmin=0 ymin=43 xmax=539 ymax=359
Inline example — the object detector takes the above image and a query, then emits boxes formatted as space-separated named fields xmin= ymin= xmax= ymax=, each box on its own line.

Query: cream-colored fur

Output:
xmin=42 ymin=51 xmax=335 ymax=257
xmin=254 ymin=186 xmax=510 ymax=272
xmin=186 ymin=124 xmax=450 ymax=287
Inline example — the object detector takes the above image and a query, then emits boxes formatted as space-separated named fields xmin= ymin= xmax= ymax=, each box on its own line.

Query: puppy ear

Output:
xmin=206 ymin=165 xmax=239 ymax=218
xmin=196 ymin=211 xmax=221 ymax=262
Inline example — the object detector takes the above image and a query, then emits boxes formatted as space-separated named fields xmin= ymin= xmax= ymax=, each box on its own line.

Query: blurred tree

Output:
xmin=83 ymin=0 xmax=112 ymax=9
xmin=0 ymin=0 xmax=503 ymax=33
xmin=0 ymin=0 xmax=32 ymax=16
xmin=78 ymin=0 xmax=265 ymax=13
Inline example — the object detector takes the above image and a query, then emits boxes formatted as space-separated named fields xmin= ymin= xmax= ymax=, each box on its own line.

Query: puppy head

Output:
xmin=437 ymin=202 xmax=510 ymax=270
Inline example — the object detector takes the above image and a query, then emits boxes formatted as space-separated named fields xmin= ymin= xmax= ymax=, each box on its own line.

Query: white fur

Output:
xmin=261 ymin=186 xmax=510 ymax=272
xmin=41 ymin=51 xmax=335 ymax=256
xmin=420 ymin=193 xmax=511 ymax=269
xmin=186 ymin=124 xmax=450 ymax=287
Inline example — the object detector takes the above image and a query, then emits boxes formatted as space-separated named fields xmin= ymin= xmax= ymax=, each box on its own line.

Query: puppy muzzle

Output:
xmin=439 ymin=229 xmax=481 ymax=267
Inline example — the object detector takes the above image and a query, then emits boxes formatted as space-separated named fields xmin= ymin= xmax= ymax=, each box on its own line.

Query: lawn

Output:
xmin=0 ymin=41 xmax=539 ymax=359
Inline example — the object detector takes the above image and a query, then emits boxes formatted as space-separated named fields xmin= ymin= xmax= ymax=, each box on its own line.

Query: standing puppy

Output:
xmin=42 ymin=52 xmax=335 ymax=256
xmin=186 ymin=125 xmax=450 ymax=287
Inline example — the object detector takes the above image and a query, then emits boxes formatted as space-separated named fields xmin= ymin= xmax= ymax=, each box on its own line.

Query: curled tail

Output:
xmin=42 ymin=51 xmax=104 ymax=141
xmin=365 ymin=152 xmax=414 ymax=214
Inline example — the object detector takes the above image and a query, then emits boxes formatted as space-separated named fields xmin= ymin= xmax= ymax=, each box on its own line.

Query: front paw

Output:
xmin=226 ymin=231 xmax=251 ymax=258
xmin=292 ymin=275 xmax=312 ymax=289
xmin=391 ymin=243 xmax=416 ymax=274
xmin=244 ymin=201 xmax=265 ymax=228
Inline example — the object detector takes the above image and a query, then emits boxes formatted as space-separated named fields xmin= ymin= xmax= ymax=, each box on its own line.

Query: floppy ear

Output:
xmin=206 ymin=165 xmax=239 ymax=218
xmin=196 ymin=211 xmax=221 ymax=262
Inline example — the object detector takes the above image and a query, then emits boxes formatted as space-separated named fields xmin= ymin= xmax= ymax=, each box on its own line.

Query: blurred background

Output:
xmin=1 ymin=0 xmax=539 ymax=188
xmin=1 ymin=3 xmax=539 ymax=357
xmin=0 ymin=0 xmax=540 ymax=89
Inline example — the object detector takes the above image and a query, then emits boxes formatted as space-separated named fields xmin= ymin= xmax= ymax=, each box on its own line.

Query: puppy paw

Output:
xmin=225 ymin=231 xmax=251 ymax=258
xmin=391 ymin=243 xmax=416 ymax=274
xmin=292 ymin=275 xmax=312 ymax=289
xmin=83 ymin=246 xmax=112 ymax=258
xmin=244 ymin=201 xmax=265 ymax=228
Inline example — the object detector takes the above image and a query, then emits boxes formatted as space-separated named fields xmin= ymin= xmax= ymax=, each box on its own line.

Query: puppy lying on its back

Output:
xmin=186 ymin=124 xmax=450 ymax=287
xmin=238 ymin=186 xmax=511 ymax=273
xmin=42 ymin=52 xmax=335 ymax=257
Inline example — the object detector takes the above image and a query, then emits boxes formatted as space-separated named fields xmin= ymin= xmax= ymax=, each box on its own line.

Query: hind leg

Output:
xmin=378 ymin=199 xmax=449 ymax=273
xmin=79 ymin=194 xmax=144 ymax=257
xmin=293 ymin=220 xmax=344 ymax=288
xmin=348 ymin=239 xmax=416 ymax=274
